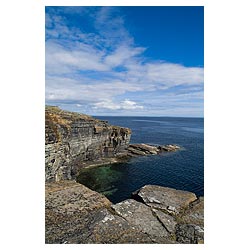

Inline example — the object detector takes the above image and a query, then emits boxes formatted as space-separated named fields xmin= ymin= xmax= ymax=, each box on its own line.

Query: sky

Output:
xmin=45 ymin=6 xmax=204 ymax=117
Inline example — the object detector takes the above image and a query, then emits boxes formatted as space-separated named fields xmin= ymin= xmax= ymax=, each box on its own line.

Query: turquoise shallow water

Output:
xmin=77 ymin=117 xmax=204 ymax=203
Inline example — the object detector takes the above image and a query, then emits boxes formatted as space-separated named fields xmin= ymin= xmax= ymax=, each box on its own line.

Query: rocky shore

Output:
xmin=46 ymin=181 xmax=204 ymax=244
xmin=127 ymin=143 xmax=180 ymax=157
xmin=45 ymin=106 xmax=203 ymax=244
xmin=45 ymin=106 xmax=180 ymax=181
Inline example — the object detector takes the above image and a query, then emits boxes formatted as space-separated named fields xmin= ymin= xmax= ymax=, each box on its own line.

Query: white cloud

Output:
xmin=145 ymin=63 xmax=204 ymax=85
xmin=121 ymin=99 xmax=144 ymax=110
xmin=94 ymin=99 xmax=144 ymax=110
xmin=105 ymin=46 xmax=145 ymax=68
xmin=46 ymin=41 xmax=109 ymax=74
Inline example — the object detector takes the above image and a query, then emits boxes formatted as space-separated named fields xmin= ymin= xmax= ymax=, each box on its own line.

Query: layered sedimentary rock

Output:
xmin=127 ymin=143 xmax=180 ymax=157
xmin=45 ymin=182 xmax=204 ymax=244
xmin=45 ymin=106 xmax=131 ymax=182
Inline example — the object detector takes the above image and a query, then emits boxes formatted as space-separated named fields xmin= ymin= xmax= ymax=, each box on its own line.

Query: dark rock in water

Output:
xmin=132 ymin=185 xmax=197 ymax=215
xmin=127 ymin=143 xmax=180 ymax=157
xmin=158 ymin=144 xmax=181 ymax=152
xmin=45 ymin=106 xmax=131 ymax=182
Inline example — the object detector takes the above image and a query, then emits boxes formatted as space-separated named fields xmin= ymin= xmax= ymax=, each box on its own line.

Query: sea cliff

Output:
xmin=45 ymin=106 xmax=131 ymax=182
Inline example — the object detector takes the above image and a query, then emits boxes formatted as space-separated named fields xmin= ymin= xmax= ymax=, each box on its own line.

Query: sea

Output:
xmin=77 ymin=116 xmax=204 ymax=204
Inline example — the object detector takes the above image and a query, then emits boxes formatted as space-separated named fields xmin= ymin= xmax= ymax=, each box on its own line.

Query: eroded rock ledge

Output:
xmin=45 ymin=181 xmax=204 ymax=244
xmin=127 ymin=143 xmax=180 ymax=157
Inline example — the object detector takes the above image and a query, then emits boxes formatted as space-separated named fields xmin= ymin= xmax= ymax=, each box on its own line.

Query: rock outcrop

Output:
xmin=45 ymin=182 xmax=204 ymax=244
xmin=127 ymin=143 xmax=180 ymax=157
xmin=45 ymin=106 xmax=131 ymax=182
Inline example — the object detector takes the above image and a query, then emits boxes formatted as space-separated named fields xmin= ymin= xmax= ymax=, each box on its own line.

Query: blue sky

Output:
xmin=45 ymin=6 xmax=204 ymax=117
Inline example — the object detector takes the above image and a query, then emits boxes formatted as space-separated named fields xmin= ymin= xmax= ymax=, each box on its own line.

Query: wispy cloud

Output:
xmin=45 ymin=7 xmax=204 ymax=116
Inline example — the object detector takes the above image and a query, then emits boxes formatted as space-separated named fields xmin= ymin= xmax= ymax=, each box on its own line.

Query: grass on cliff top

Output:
xmin=45 ymin=105 xmax=131 ymax=133
xmin=45 ymin=105 xmax=97 ymax=122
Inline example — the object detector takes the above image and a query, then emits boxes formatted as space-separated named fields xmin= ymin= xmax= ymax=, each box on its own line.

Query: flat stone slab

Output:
xmin=45 ymin=181 xmax=203 ymax=244
xmin=112 ymin=199 xmax=170 ymax=238
xmin=45 ymin=181 xmax=153 ymax=243
xmin=133 ymin=185 xmax=197 ymax=214
xmin=45 ymin=181 xmax=112 ymax=243
xmin=152 ymin=208 xmax=177 ymax=234
xmin=86 ymin=208 xmax=153 ymax=243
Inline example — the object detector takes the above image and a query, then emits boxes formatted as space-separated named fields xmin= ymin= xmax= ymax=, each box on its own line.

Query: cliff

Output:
xmin=45 ymin=106 xmax=131 ymax=182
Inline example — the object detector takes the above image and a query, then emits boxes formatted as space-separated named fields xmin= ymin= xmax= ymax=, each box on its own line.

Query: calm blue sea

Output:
xmin=77 ymin=116 xmax=204 ymax=204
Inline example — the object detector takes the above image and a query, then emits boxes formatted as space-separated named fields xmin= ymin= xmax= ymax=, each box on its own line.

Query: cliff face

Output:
xmin=45 ymin=106 xmax=131 ymax=182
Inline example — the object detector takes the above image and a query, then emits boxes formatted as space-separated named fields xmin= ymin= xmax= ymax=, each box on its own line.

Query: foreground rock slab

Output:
xmin=132 ymin=185 xmax=197 ymax=215
xmin=45 ymin=181 xmax=204 ymax=244
xmin=111 ymin=199 xmax=175 ymax=243
xmin=45 ymin=181 xmax=152 ymax=243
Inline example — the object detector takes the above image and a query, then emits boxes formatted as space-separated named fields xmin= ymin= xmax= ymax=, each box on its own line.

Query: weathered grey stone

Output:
xmin=133 ymin=185 xmax=197 ymax=214
xmin=181 ymin=197 xmax=204 ymax=226
xmin=46 ymin=181 xmax=153 ymax=244
xmin=45 ymin=181 xmax=204 ymax=244
xmin=45 ymin=181 xmax=112 ymax=244
xmin=152 ymin=208 xmax=177 ymax=234
xmin=86 ymin=208 xmax=153 ymax=243
xmin=111 ymin=199 xmax=171 ymax=242
xmin=175 ymin=224 xmax=204 ymax=244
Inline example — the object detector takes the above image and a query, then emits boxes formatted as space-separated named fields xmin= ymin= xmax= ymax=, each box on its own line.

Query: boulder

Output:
xmin=46 ymin=181 xmax=204 ymax=244
xmin=46 ymin=181 xmax=152 ymax=244
xmin=132 ymin=185 xmax=197 ymax=215
xmin=111 ymin=199 xmax=174 ymax=243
